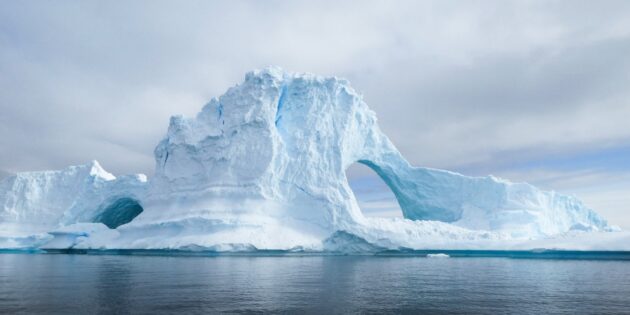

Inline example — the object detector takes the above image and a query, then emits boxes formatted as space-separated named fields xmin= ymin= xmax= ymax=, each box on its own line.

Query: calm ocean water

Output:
xmin=1 ymin=253 xmax=629 ymax=314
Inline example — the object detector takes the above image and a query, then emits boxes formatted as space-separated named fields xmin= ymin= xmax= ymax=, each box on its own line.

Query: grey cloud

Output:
xmin=0 ymin=1 xmax=628 ymax=184
xmin=0 ymin=170 xmax=12 ymax=180
xmin=354 ymin=43 xmax=630 ymax=171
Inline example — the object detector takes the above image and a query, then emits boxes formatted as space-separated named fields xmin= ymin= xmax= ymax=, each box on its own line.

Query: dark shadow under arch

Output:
xmin=93 ymin=197 xmax=144 ymax=229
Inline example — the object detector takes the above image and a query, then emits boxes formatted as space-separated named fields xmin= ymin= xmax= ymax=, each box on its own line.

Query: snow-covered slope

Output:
xmin=0 ymin=68 xmax=622 ymax=251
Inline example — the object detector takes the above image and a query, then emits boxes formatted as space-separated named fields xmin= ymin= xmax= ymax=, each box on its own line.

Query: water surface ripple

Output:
xmin=1 ymin=254 xmax=629 ymax=314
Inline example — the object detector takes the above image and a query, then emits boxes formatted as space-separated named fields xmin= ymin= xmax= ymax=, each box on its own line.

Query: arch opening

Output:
xmin=346 ymin=162 xmax=403 ymax=218
xmin=93 ymin=197 xmax=144 ymax=229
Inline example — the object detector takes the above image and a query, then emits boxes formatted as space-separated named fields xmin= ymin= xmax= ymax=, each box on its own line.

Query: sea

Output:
xmin=1 ymin=252 xmax=629 ymax=314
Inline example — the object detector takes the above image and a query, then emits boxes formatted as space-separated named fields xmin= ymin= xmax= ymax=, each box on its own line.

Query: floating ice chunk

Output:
xmin=427 ymin=253 xmax=450 ymax=258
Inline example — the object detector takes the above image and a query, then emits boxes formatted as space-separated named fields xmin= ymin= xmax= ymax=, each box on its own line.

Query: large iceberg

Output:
xmin=0 ymin=68 xmax=624 ymax=252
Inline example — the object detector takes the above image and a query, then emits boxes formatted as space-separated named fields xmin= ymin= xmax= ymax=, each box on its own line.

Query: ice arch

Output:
xmin=355 ymin=158 xmax=465 ymax=223
xmin=93 ymin=197 xmax=144 ymax=229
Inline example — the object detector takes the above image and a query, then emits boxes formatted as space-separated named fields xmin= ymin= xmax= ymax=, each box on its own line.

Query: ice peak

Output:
xmin=245 ymin=66 xmax=286 ymax=82
xmin=88 ymin=160 xmax=115 ymax=181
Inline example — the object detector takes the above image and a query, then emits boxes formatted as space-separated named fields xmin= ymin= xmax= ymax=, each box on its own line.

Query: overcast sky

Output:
xmin=1 ymin=1 xmax=629 ymax=227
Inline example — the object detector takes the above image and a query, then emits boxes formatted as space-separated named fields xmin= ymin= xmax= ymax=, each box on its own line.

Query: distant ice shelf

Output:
xmin=0 ymin=67 xmax=625 ymax=253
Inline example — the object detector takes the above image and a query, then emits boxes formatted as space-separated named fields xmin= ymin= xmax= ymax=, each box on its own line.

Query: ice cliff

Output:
xmin=0 ymin=68 xmax=621 ymax=251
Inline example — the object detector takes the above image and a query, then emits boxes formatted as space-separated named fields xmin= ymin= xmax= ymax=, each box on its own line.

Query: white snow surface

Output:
xmin=0 ymin=67 xmax=625 ymax=252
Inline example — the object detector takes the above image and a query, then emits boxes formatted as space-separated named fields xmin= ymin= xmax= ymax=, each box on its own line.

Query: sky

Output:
xmin=0 ymin=1 xmax=629 ymax=228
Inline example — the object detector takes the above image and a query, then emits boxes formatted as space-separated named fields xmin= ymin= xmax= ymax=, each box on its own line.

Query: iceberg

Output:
xmin=0 ymin=67 xmax=625 ymax=252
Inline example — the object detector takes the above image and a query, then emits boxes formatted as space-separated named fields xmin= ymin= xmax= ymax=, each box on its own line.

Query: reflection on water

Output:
xmin=1 ymin=254 xmax=630 ymax=314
